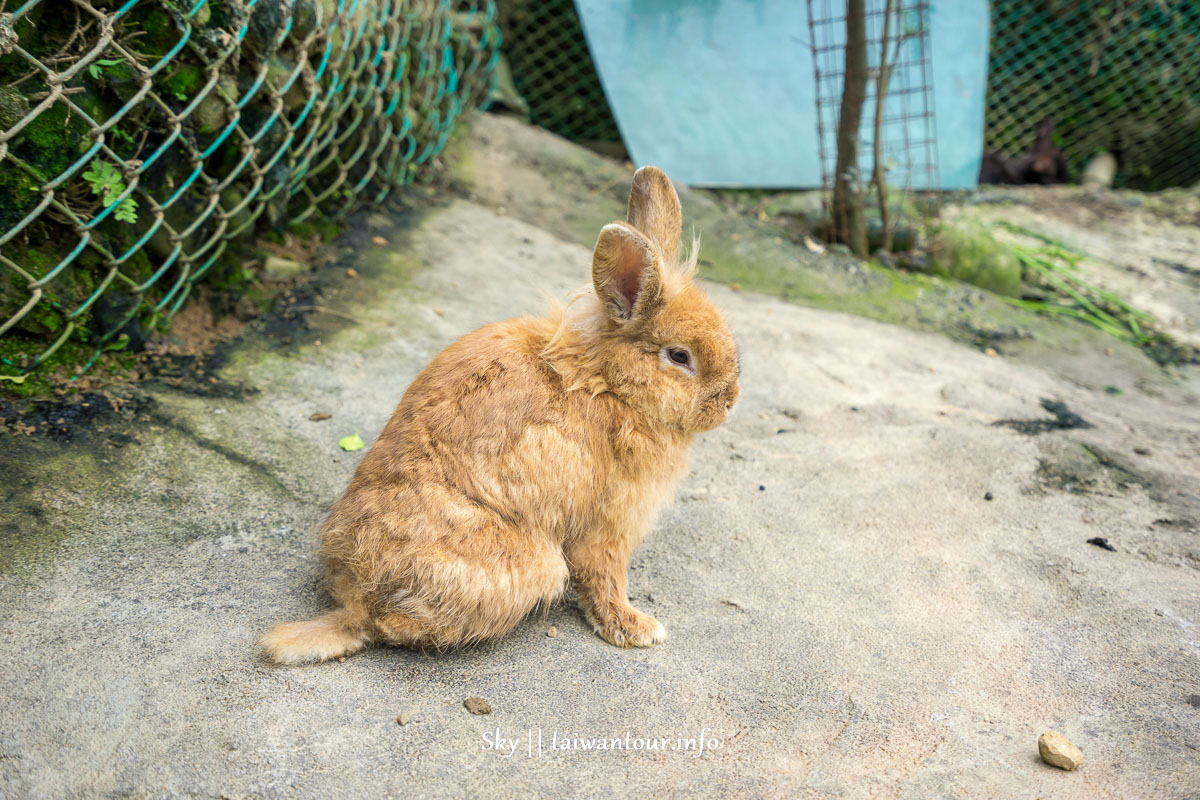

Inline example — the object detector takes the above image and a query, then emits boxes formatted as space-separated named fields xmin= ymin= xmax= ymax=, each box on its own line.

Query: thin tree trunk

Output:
xmin=833 ymin=0 xmax=869 ymax=256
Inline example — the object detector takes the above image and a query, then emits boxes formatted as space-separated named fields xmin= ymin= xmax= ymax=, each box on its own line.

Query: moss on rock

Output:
xmin=926 ymin=221 xmax=1023 ymax=298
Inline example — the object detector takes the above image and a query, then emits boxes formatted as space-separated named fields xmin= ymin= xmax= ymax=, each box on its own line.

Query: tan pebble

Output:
xmin=434 ymin=308 xmax=445 ymax=316
xmin=346 ymin=268 xmax=358 ymax=278
xmin=728 ymin=283 xmax=741 ymax=292
xmin=395 ymin=712 xmax=412 ymax=726
xmin=463 ymin=697 xmax=492 ymax=715
xmin=1105 ymin=347 xmax=1114 ymax=356
xmin=546 ymin=626 xmax=557 ymax=638
xmin=1039 ymin=730 xmax=1083 ymax=771
xmin=984 ymin=347 xmax=997 ymax=357
xmin=337 ymin=656 xmax=344 ymax=663
xmin=310 ymin=412 xmax=332 ymax=422
xmin=371 ymin=236 xmax=388 ymax=246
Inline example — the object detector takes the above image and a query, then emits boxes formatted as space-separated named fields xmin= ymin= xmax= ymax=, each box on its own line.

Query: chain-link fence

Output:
xmin=495 ymin=0 xmax=617 ymax=146
xmin=0 ymin=0 xmax=498 ymax=387
xmin=985 ymin=0 xmax=1200 ymax=191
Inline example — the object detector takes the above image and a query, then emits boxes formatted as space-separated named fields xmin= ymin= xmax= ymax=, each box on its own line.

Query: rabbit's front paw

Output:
xmin=593 ymin=606 xmax=667 ymax=648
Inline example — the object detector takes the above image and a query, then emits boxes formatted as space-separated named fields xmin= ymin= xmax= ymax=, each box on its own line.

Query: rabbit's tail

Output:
xmin=258 ymin=608 xmax=370 ymax=665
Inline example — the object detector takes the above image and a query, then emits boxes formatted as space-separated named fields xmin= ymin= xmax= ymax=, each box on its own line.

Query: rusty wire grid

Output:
xmin=0 ymin=0 xmax=498 ymax=385
xmin=807 ymin=0 xmax=938 ymax=249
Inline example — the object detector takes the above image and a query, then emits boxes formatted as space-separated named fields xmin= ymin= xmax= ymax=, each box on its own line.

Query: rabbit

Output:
xmin=259 ymin=166 xmax=740 ymax=665
xmin=1024 ymin=116 xmax=1069 ymax=185
xmin=979 ymin=117 xmax=1069 ymax=186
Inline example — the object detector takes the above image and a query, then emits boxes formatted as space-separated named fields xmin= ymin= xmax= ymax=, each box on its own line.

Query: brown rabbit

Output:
xmin=259 ymin=167 xmax=740 ymax=664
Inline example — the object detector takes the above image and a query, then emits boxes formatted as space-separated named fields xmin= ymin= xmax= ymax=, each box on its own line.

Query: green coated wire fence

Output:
xmin=0 ymin=0 xmax=499 ymax=387
xmin=985 ymin=0 xmax=1200 ymax=191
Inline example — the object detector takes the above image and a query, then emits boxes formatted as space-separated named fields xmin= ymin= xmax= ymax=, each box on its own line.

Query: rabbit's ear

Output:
xmin=592 ymin=222 xmax=663 ymax=323
xmin=627 ymin=166 xmax=682 ymax=264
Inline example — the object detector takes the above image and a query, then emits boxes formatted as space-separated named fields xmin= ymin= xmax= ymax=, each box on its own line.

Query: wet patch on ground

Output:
xmin=1032 ymin=438 xmax=1150 ymax=497
xmin=995 ymin=399 xmax=1093 ymax=435
xmin=0 ymin=389 xmax=155 ymax=443
xmin=1028 ymin=435 xmax=1200 ymax=569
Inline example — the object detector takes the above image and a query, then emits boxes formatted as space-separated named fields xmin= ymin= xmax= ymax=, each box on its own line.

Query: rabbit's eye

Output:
xmin=663 ymin=346 xmax=695 ymax=374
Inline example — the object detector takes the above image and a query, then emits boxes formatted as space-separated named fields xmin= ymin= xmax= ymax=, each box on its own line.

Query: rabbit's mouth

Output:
xmin=689 ymin=384 xmax=739 ymax=432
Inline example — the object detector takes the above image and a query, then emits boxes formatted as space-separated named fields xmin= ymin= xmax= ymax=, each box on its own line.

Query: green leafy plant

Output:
xmin=87 ymin=58 xmax=126 ymax=80
xmin=81 ymin=159 xmax=138 ymax=224
xmin=991 ymin=221 xmax=1188 ymax=364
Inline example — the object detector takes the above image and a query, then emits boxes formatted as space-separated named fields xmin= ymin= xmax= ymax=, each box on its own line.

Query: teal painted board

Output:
xmin=574 ymin=0 xmax=990 ymax=190
xmin=931 ymin=1 xmax=991 ymax=189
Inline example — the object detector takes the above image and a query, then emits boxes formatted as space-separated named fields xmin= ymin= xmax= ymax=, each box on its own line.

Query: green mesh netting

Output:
xmin=986 ymin=0 xmax=1200 ymax=190
xmin=495 ymin=0 xmax=618 ymax=143
xmin=0 ymin=0 xmax=499 ymax=382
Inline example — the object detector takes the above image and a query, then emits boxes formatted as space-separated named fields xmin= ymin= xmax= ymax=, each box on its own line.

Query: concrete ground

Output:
xmin=1 ymin=115 xmax=1199 ymax=798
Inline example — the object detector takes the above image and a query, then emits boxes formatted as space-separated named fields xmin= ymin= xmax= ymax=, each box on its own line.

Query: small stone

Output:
xmin=1105 ymin=347 xmax=1114 ymax=356
xmin=1134 ymin=447 xmax=1150 ymax=456
xmin=371 ymin=236 xmax=388 ymax=246
xmin=984 ymin=491 xmax=994 ymax=501
xmin=346 ymin=268 xmax=359 ymax=278
xmin=395 ymin=712 xmax=412 ymax=726
xmin=463 ymin=697 xmax=492 ymax=715
xmin=234 ymin=295 xmax=259 ymax=321
xmin=728 ymin=283 xmax=742 ymax=291
xmin=984 ymin=347 xmax=998 ymax=357
xmin=433 ymin=308 xmax=445 ymax=316
xmin=1039 ymin=730 xmax=1083 ymax=771
xmin=546 ymin=626 xmax=557 ymax=638
xmin=263 ymin=255 xmax=305 ymax=280
xmin=310 ymin=412 xmax=331 ymax=421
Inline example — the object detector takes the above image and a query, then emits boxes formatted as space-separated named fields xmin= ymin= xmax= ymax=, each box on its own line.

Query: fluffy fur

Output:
xmin=260 ymin=167 xmax=740 ymax=664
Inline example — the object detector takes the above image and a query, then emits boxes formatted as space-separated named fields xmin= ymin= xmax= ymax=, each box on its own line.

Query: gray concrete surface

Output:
xmin=2 ymin=116 xmax=1199 ymax=798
